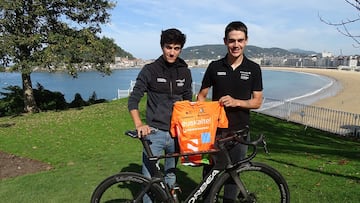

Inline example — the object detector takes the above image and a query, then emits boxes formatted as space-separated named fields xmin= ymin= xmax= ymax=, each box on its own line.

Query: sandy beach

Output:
xmin=263 ymin=67 xmax=360 ymax=114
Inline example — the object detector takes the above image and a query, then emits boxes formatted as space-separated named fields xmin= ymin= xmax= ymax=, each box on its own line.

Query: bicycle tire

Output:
xmin=90 ymin=172 xmax=168 ymax=203
xmin=209 ymin=162 xmax=290 ymax=203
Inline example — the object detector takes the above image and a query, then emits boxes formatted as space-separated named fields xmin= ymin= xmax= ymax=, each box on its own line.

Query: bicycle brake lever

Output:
xmin=262 ymin=139 xmax=270 ymax=154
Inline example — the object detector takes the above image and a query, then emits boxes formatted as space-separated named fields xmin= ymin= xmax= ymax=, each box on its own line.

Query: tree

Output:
xmin=319 ymin=0 xmax=360 ymax=48
xmin=0 ymin=0 xmax=115 ymax=113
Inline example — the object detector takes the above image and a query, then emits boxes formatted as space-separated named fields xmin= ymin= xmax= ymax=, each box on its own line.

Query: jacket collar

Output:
xmin=156 ymin=56 xmax=188 ymax=69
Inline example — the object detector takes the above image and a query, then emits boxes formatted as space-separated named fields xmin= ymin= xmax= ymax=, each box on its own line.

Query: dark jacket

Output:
xmin=128 ymin=56 xmax=193 ymax=130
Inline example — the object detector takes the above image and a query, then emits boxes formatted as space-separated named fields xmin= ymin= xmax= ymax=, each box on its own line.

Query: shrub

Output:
xmin=88 ymin=91 xmax=107 ymax=105
xmin=34 ymin=83 xmax=68 ymax=111
xmin=0 ymin=84 xmax=107 ymax=117
xmin=0 ymin=85 xmax=24 ymax=116
xmin=0 ymin=84 xmax=69 ymax=116
xmin=69 ymin=93 xmax=88 ymax=108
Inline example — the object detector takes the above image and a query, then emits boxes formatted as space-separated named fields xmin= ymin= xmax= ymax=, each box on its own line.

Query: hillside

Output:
xmin=180 ymin=44 xmax=318 ymax=60
xmin=116 ymin=46 xmax=135 ymax=59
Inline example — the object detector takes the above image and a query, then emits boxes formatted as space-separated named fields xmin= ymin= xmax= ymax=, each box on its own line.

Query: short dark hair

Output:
xmin=160 ymin=28 xmax=186 ymax=48
xmin=224 ymin=21 xmax=248 ymax=40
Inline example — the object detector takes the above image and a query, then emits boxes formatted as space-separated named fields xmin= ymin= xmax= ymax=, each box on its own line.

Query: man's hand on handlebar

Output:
xmin=135 ymin=124 xmax=153 ymax=137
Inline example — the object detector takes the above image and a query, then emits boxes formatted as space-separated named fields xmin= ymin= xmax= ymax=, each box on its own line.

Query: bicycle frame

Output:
xmin=134 ymin=128 xmax=266 ymax=202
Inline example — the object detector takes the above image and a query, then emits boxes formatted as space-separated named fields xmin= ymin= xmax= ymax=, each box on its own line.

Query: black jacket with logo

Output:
xmin=128 ymin=56 xmax=193 ymax=130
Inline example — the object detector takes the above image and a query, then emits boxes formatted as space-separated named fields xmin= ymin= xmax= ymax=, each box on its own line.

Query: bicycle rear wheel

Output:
xmin=90 ymin=172 xmax=168 ymax=203
xmin=209 ymin=162 xmax=290 ymax=203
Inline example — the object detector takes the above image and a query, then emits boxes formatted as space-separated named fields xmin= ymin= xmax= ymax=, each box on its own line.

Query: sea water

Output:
xmin=0 ymin=68 xmax=334 ymax=103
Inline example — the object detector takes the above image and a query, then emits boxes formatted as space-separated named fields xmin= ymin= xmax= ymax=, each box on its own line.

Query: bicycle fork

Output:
xmin=228 ymin=170 xmax=252 ymax=201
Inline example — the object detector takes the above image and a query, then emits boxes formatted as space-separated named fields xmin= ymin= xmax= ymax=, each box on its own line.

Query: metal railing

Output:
xmin=117 ymin=80 xmax=136 ymax=99
xmin=118 ymin=81 xmax=360 ymax=138
xmin=256 ymin=98 xmax=360 ymax=137
xmin=194 ymin=81 xmax=360 ymax=137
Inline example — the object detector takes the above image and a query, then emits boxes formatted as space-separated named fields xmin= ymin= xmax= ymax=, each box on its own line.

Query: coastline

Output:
xmin=263 ymin=67 xmax=360 ymax=114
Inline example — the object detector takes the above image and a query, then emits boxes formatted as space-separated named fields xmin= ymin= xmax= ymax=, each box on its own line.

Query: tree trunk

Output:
xmin=22 ymin=73 xmax=39 ymax=113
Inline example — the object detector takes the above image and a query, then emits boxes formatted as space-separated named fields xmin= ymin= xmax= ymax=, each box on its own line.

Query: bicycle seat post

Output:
xmin=140 ymin=137 xmax=155 ymax=158
xmin=212 ymin=142 xmax=234 ymax=170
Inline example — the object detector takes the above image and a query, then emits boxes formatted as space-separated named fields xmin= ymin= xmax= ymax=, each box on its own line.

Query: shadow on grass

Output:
xmin=251 ymin=113 xmax=360 ymax=161
xmin=268 ymin=158 xmax=360 ymax=182
xmin=120 ymin=163 xmax=141 ymax=173
xmin=0 ymin=122 xmax=15 ymax=128
xmin=120 ymin=163 xmax=198 ymax=199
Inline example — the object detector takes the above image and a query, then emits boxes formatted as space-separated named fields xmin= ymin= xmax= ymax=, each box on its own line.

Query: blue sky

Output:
xmin=100 ymin=0 xmax=359 ymax=59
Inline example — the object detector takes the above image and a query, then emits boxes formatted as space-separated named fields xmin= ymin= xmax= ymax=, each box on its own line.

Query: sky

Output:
xmin=100 ymin=0 xmax=360 ymax=59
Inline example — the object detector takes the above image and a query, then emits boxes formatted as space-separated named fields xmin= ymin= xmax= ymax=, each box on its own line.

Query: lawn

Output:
xmin=0 ymin=98 xmax=359 ymax=202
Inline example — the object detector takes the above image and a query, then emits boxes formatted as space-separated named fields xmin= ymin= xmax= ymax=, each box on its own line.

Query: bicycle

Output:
xmin=90 ymin=127 xmax=290 ymax=202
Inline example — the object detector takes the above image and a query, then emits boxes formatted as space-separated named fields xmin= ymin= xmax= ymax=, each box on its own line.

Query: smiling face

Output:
xmin=224 ymin=30 xmax=248 ymax=59
xmin=162 ymin=43 xmax=182 ymax=63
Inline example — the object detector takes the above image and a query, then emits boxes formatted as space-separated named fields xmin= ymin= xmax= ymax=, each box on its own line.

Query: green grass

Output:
xmin=1 ymin=98 xmax=359 ymax=202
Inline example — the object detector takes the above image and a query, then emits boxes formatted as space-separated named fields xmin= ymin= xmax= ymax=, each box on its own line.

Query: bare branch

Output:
xmin=337 ymin=22 xmax=360 ymax=48
xmin=319 ymin=0 xmax=360 ymax=48
xmin=345 ymin=0 xmax=360 ymax=11
xmin=318 ymin=12 xmax=360 ymax=26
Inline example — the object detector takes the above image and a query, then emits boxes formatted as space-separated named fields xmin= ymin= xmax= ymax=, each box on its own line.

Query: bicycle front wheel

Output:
xmin=90 ymin=172 xmax=168 ymax=203
xmin=209 ymin=162 xmax=290 ymax=203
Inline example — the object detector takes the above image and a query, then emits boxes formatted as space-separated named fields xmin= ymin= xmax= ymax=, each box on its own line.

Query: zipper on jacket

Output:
xmin=169 ymin=80 xmax=173 ymax=96
xmin=169 ymin=69 xmax=173 ymax=97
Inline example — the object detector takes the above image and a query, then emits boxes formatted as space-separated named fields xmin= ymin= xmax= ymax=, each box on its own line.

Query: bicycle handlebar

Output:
xmin=216 ymin=128 xmax=265 ymax=147
xmin=124 ymin=129 xmax=158 ymax=159
xmin=124 ymin=129 xmax=219 ymax=161
xmin=125 ymin=128 xmax=265 ymax=149
xmin=125 ymin=127 xmax=157 ymax=138
xmin=124 ymin=128 xmax=267 ymax=164
xmin=125 ymin=130 xmax=138 ymax=138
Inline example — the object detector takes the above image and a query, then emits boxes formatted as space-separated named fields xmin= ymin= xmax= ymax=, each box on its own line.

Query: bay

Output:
xmin=0 ymin=68 xmax=333 ymax=103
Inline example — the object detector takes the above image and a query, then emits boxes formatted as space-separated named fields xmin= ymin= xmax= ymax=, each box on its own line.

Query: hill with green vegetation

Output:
xmin=0 ymin=98 xmax=359 ymax=202
xmin=180 ymin=44 xmax=318 ymax=60
xmin=116 ymin=46 xmax=135 ymax=59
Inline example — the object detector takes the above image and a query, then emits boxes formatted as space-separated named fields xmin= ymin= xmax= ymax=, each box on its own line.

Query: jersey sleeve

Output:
xmin=170 ymin=105 xmax=178 ymax=138
xmin=217 ymin=104 xmax=229 ymax=128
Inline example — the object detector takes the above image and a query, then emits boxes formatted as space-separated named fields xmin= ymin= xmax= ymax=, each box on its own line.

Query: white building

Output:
xmin=322 ymin=51 xmax=333 ymax=58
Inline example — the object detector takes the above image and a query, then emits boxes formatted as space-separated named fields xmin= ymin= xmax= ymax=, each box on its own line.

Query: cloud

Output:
xmin=102 ymin=0 xmax=359 ymax=59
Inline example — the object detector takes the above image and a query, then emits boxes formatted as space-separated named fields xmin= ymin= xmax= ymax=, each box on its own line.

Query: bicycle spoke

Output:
xmin=91 ymin=173 xmax=167 ymax=203
xmin=209 ymin=162 xmax=289 ymax=203
xmin=98 ymin=180 xmax=143 ymax=202
xmin=238 ymin=170 xmax=282 ymax=202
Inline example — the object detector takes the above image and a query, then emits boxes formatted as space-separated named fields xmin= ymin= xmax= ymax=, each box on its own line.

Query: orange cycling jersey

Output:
xmin=170 ymin=101 xmax=228 ymax=166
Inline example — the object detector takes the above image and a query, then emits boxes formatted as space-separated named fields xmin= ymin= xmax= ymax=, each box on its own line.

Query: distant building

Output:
xmin=111 ymin=57 xmax=148 ymax=69
xmin=349 ymin=56 xmax=359 ymax=67
xmin=337 ymin=55 xmax=360 ymax=71
xmin=109 ymin=50 xmax=359 ymax=71
xmin=185 ymin=59 xmax=213 ymax=67
xmin=322 ymin=51 xmax=333 ymax=58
